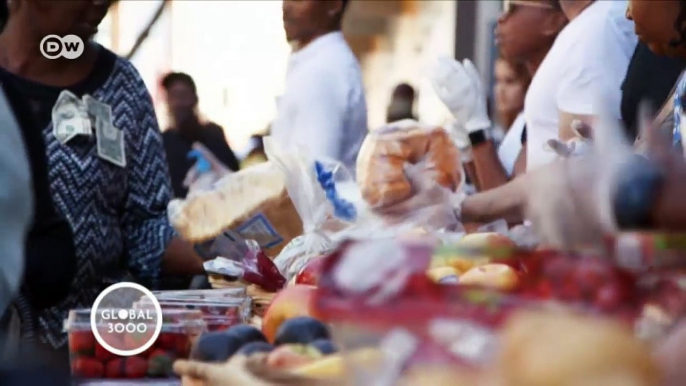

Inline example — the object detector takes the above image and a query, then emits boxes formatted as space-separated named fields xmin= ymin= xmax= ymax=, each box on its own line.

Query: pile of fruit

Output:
xmin=182 ymin=317 xmax=341 ymax=383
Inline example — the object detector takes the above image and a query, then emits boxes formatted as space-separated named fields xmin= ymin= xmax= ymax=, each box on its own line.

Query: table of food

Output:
xmin=66 ymin=122 xmax=686 ymax=385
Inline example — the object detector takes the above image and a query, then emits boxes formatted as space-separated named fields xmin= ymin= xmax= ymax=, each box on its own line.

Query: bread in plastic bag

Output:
xmin=356 ymin=119 xmax=463 ymax=209
xmin=168 ymin=156 xmax=302 ymax=257
xmin=264 ymin=138 xmax=350 ymax=281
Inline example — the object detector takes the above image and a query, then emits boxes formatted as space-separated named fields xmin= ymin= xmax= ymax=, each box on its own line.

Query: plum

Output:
xmin=310 ymin=339 xmax=337 ymax=355
xmin=274 ymin=317 xmax=330 ymax=346
xmin=237 ymin=341 xmax=274 ymax=356
xmin=189 ymin=331 xmax=244 ymax=363
xmin=225 ymin=324 xmax=267 ymax=344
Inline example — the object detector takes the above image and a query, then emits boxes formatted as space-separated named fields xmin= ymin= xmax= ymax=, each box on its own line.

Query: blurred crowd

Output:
xmin=2 ymin=0 xmax=686 ymax=384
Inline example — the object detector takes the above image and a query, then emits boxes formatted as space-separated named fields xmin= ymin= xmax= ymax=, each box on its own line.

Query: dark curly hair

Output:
xmin=161 ymin=72 xmax=197 ymax=96
xmin=671 ymin=0 xmax=686 ymax=48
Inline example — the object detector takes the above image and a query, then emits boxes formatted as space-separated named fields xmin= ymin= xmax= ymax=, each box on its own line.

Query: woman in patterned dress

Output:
xmin=0 ymin=0 xmax=204 ymax=366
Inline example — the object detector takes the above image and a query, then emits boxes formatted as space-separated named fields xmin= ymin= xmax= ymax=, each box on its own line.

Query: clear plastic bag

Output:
xmin=264 ymin=138 xmax=348 ymax=282
xmin=315 ymin=120 xmax=465 ymax=240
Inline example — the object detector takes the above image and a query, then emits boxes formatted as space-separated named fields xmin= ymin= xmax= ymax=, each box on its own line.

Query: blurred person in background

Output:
xmin=161 ymin=72 xmax=240 ymax=198
xmin=622 ymin=41 xmax=686 ymax=141
xmin=433 ymin=0 xmax=565 ymax=192
xmin=0 ymin=0 xmax=204 ymax=365
xmin=273 ymin=0 xmax=367 ymax=172
xmin=460 ymin=0 xmax=637 ymax=224
xmin=493 ymin=56 xmax=531 ymax=177
xmin=386 ymin=83 xmax=417 ymax=123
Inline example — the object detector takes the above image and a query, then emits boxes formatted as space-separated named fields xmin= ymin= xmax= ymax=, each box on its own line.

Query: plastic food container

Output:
xmin=138 ymin=298 xmax=251 ymax=320
xmin=152 ymin=288 xmax=247 ymax=299
xmin=64 ymin=309 xmax=206 ymax=379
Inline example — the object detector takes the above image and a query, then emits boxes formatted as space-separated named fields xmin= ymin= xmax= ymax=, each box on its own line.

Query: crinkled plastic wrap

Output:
xmin=356 ymin=119 xmax=463 ymax=212
xmin=312 ymin=239 xmax=686 ymax=382
xmin=168 ymin=156 xmax=302 ymax=257
xmin=311 ymin=120 xmax=466 ymax=242
xmin=204 ymin=236 xmax=286 ymax=292
xmin=264 ymin=139 xmax=351 ymax=282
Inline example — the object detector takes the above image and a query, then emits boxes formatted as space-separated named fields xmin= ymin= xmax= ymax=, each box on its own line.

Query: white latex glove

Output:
xmin=430 ymin=56 xmax=491 ymax=133
xmin=544 ymin=120 xmax=593 ymax=159
xmin=183 ymin=143 xmax=232 ymax=194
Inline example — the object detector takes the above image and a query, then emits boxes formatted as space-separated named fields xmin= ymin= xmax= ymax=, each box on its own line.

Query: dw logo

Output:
xmin=40 ymin=35 xmax=84 ymax=60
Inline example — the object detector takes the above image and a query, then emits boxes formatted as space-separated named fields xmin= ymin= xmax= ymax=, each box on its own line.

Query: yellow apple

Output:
xmin=427 ymin=266 xmax=459 ymax=284
xmin=458 ymin=263 xmax=519 ymax=291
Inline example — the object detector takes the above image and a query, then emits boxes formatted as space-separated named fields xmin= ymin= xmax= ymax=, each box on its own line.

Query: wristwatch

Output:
xmin=612 ymin=155 xmax=666 ymax=230
xmin=468 ymin=129 xmax=488 ymax=146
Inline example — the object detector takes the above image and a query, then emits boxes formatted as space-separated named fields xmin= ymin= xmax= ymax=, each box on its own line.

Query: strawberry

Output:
xmin=125 ymin=356 xmax=148 ymax=378
xmin=69 ymin=331 xmax=95 ymax=356
xmin=174 ymin=333 xmax=191 ymax=357
xmin=147 ymin=349 xmax=175 ymax=377
xmin=94 ymin=343 xmax=116 ymax=362
xmin=72 ymin=357 xmax=104 ymax=378
xmin=105 ymin=358 xmax=125 ymax=378
xmin=155 ymin=332 xmax=177 ymax=351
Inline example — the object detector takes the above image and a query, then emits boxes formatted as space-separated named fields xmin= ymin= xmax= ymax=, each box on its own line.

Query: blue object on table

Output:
xmin=188 ymin=149 xmax=211 ymax=173
xmin=314 ymin=161 xmax=357 ymax=222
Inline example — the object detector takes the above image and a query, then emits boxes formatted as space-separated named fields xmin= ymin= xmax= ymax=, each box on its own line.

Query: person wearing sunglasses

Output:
xmin=461 ymin=0 xmax=637 ymax=225
xmin=440 ymin=0 xmax=567 ymax=192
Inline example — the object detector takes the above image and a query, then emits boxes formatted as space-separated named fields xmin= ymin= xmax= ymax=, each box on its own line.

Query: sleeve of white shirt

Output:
xmin=556 ymin=53 xmax=609 ymax=116
xmin=292 ymin=69 xmax=346 ymax=161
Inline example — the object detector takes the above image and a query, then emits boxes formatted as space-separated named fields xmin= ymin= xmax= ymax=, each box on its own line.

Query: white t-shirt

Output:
xmin=524 ymin=0 xmax=637 ymax=171
xmin=271 ymin=32 xmax=368 ymax=172
xmin=497 ymin=113 xmax=525 ymax=176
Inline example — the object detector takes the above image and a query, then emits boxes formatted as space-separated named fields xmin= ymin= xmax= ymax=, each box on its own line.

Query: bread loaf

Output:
xmin=168 ymin=162 xmax=303 ymax=257
xmin=356 ymin=120 xmax=462 ymax=209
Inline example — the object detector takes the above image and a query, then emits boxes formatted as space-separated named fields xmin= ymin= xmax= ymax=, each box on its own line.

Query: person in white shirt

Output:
xmin=525 ymin=0 xmax=638 ymax=170
xmin=271 ymin=0 xmax=368 ymax=171
xmin=461 ymin=0 xmax=638 ymax=224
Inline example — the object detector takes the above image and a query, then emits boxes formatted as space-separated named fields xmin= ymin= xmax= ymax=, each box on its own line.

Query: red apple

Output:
xmin=594 ymin=283 xmax=627 ymax=312
xmin=295 ymin=256 xmax=326 ymax=286
xmin=262 ymin=285 xmax=317 ymax=343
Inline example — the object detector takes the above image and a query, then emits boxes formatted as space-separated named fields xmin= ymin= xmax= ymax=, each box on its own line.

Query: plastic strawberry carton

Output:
xmin=138 ymin=297 xmax=250 ymax=315
xmin=64 ymin=309 xmax=206 ymax=380
xmin=152 ymin=288 xmax=247 ymax=299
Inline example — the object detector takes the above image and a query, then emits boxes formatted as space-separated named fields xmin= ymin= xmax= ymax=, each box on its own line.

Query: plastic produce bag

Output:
xmin=317 ymin=120 xmax=465 ymax=237
xmin=168 ymin=140 xmax=303 ymax=257
xmin=265 ymin=138 xmax=349 ymax=282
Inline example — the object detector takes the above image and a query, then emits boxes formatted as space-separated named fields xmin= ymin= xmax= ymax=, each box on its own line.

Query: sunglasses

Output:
xmin=503 ymin=0 xmax=556 ymax=15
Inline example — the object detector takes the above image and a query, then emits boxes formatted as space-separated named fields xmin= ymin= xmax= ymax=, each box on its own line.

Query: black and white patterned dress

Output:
xmin=0 ymin=47 xmax=175 ymax=348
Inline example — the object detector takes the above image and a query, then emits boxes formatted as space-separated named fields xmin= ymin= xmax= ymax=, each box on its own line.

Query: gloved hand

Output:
xmin=183 ymin=143 xmax=232 ymax=194
xmin=544 ymin=120 xmax=593 ymax=159
xmin=430 ymin=56 xmax=491 ymax=133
